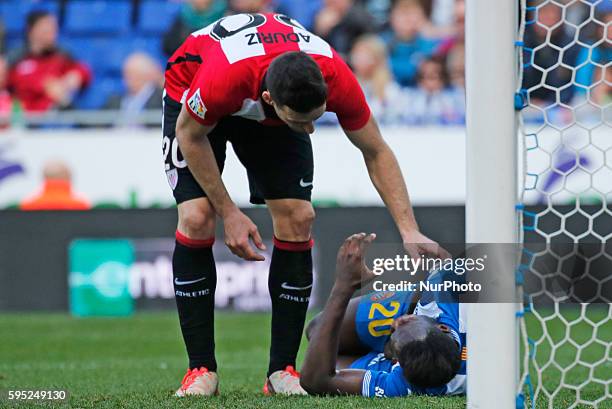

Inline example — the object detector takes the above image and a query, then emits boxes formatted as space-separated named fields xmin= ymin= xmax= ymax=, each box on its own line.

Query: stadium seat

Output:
xmin=0 ymin=0 xmax=59 ymax=36
xmin=74 ymin=75 xmax=124 ymax=110
xmin=63 ymin=37 xmax=122 ymax=75
xmin=5 ymin=37 xmax=24 ymax=54
xmin=137 ymin=0 xmax=182 ymax=35
xmin=64 ymin=35 xmax=165 ymax=77
xmin=130 ymin=36 xmax=165 ymax=65
xmin=64 ymin=0 xmax=132 ymax=35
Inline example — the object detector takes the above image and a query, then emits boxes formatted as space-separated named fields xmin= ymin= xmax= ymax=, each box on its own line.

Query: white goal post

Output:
xmin=466 ymin=0 xmax=611 ymax=408
xmin=465 ymin=0 xmax=520 ymax=408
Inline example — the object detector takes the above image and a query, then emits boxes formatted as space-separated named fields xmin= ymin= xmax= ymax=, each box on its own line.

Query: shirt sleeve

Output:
xmin=69 ymin=61 xmax=91 ymax=89
xmin=417 ymin=301 xmax=461 ymax=348
xmin=60 ymin=51 xmax=92 ymax=89
xmin=362 ymin=367 xmax=411 ymax=398
xmin=325 ymin=51 xmax=371 ymax=131
xmin=184 ymin=67 xmax=240 ymax=126
xmin=436 ymin=303 xmax=461 ymax=347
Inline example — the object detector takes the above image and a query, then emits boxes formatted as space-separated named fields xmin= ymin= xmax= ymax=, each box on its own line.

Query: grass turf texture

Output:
xmin=0 ymin=311 xmax=609 ymax=409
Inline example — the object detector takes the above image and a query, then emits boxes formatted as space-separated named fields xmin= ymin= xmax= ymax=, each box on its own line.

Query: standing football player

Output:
xmin=163 ymin=12 xmax=447 ymax=396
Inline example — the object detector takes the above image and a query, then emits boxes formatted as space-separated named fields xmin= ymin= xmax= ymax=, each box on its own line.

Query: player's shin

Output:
xmin=267 ymin=237 xmax=314 ymax=376
xmin=173 ymin=231 xmax=217 ymax=372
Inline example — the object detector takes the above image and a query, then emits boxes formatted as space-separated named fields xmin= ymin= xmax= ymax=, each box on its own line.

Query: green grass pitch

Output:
xmin=0 ymin=311 xmax=609 ymax=408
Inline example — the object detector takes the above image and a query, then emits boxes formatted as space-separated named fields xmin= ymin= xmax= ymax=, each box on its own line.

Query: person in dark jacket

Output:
xmin=521 ymin=2 xmax=579 ymax=106
xmin=314 ymin=0 xmax=375 ymax=58
xmin=104 ymin=52 xmax=163 ymax=128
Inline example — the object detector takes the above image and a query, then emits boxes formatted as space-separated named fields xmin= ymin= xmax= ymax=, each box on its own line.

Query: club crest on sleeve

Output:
xmin=370 ymin=291 xmax=395 ymax=302
xmin=166 ymin=168 xmax=179 ymax=190
xmin=188 ymin=88 xmax=207 ymax=119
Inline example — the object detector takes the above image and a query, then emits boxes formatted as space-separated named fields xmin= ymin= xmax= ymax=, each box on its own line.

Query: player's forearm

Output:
xmin=301 ymin=284 xmax=354 ymax=392
xmin=175 ymin=111 xmax=237 ymax=218
xmin=179 ymin=136 xmax=237 ymax=217
xmin=365 ymin=146 xmax=419 ymax=236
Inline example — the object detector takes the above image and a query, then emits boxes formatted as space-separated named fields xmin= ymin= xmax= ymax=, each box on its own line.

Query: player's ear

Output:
xmin=438 ymin=324 xmax=451 ymax=334
xmin=262 ymin=90 xmax=274 ymax=106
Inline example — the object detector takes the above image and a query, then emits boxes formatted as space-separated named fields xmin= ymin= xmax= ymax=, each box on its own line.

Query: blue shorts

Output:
xmin=355 ymin=291 xmax=412 ymax=352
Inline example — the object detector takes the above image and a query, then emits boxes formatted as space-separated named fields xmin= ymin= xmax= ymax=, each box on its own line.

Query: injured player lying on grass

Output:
xmin=300 ymin=233 xmax=466 ymax=397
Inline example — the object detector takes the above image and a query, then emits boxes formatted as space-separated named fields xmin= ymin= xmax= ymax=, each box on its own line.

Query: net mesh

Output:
xmin=516 ymin=0 xmax=611 ymax=408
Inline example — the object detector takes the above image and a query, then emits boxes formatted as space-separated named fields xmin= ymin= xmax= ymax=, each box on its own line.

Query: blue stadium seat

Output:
xmin=75 ymin=75 xmax=124 ymax=110
xmin=138 ymin=0 xmax=182 ymax=35
xmin=5 ymin=37 xmax=24 ymax=54
xmin=0 ymin=0 xmax=59 ymax=36
xmin=64 ymin=35 xmax=165 ymax=75
xmin=65 ymin=0 xmax=132 ymax=35
xmin=63 ymin=37 xmax=123 ymax=75
xmin=130 ymin=36 xmax=165 ymax=65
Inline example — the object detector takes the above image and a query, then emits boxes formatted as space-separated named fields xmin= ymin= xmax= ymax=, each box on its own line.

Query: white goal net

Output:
xmin=516 ymin=0 xmax=611 ymax=408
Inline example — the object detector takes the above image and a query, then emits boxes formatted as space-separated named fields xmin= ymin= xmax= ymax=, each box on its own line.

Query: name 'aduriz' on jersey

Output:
xmin=246 ymin=32 xmax=312 ymax=46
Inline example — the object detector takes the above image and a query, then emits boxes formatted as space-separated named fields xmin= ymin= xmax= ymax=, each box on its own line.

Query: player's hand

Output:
xmin=223 ymin=209 xmax=266 ymax=261
xmin=335 ymin=233 xmax=377 ymax=290
xmin=402 ymin=230 xmax=451 ymax=261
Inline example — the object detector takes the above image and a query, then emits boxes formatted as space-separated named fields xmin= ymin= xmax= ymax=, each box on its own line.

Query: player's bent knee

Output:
xmin=177 ymin=200 xmax=216 ymax=239
xmin=268 ymin=200 xmax=316 ymax=241
xmin=284 ymin=205 xmax=316 ymax=240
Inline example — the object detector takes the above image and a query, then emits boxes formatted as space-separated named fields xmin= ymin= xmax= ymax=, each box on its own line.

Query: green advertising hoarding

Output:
xmin=69 ymin=240 xmax=134 ymax=317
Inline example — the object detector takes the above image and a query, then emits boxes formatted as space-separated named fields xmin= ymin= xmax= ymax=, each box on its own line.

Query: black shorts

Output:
xmin=162 ymin=95 xmax=314 ymax=205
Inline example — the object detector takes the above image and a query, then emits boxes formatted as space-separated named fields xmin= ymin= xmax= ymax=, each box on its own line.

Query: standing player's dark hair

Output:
xmin=266 ymin=51 xmax=327 ymax=113
xmin=398 ymin=328 xmax=461 ymax=389
xmin=26 ymin=10 xmax=53 ymax=34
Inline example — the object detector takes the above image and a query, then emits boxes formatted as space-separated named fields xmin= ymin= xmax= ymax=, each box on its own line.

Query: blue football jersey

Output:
xmin=351 ymin=352 xmax=451 ymax=397
xmin=354 ymin=291 xmax=413 ymax=352
xmin=352 ymin=280 xmax=468 ymax=397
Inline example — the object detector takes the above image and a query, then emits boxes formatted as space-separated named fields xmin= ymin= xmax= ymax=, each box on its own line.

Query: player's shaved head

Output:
xmin=389 ymin=315 xmax=461 ymax=389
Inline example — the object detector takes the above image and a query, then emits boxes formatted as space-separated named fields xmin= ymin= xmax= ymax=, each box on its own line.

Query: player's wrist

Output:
xmin=400 ymin=226 xmax=420 ymax=241
xmin=217 ymin=202 xmax=239 ymax=219
xmin=331 ymin=281 xmax=357 ymax=297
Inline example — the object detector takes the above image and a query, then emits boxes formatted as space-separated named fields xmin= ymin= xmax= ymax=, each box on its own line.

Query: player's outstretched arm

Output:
xmin=344 ymin=117 xmax=450 ymax=260
xmin=300 ymin=233 xmax=377 ymax=396
xmin=175 ymin=106 xmax=266 ymax=261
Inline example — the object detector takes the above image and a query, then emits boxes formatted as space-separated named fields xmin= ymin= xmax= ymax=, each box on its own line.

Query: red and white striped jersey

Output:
xmin=164 ymin=13 xmax=371 ymax=131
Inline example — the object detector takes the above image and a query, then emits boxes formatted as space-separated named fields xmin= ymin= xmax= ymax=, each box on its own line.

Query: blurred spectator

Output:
xmin=446 ymin=42 xmax=464 ymax=90
xmin=435 ymin=0 xmax=464 ymax=57
xmin=0 ymin=19 xmax=5 ymax=54
xmin=0 ymin=55 xmax=12 ymax=128
xmin=7 ymin=11 xmax=91 ymax=113
xmin=430 ymin=0 xmax=455 ymax=30
xmin=350 ymin=35 xmax=405 ymax=124
xmin=382 ymin=0 xmax=441 ymax=86
xmin=592 ymin=68 xmax=611 ymax=109
xmin=229 ymin=0 xmax=273 ymax=13
xmin=356 ymin=0 xmax=392 ymax=27
xmin=402 ymin=56 xmax=464 ymax=125
xmin=573 ymin=7 xmax=611 ymax=101
xmin=314 ymin=0 xmax=375 ymax=57
xmin=20 ymin=160 xmax=91 ymax=211
xmin=521 ymin=2 xmax=578 ymax=106
xmin=104 ymin=52 xmax=163 ymax=128
xmin=163 ymin=0 xmax=227 ymax=56
xmin=276 ymin=0 xmax=322 ymax=30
